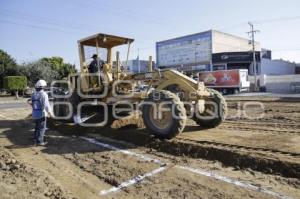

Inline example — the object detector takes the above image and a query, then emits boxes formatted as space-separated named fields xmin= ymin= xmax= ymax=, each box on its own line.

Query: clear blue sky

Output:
xmin=1 ymin=0 xmax=300 ymax=67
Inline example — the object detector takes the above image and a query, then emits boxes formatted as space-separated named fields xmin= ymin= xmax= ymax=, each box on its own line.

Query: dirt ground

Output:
xmin=0 ymin=96 xmax=299 ymax=199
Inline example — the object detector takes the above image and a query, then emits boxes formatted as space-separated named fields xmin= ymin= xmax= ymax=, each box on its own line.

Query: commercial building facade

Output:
xmin=156 ymin=30 xmax=261 ymax=75
xmin=122 ymin=59 xmax=155 ymax=74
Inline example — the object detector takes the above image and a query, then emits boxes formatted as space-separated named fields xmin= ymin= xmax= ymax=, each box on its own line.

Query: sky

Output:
xmin=0 ymin=0 xmax=300 ymax=68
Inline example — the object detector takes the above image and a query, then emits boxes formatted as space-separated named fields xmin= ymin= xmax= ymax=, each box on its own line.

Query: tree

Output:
xmin=0 ymin=50 xmax=18 ymax=88
xmin=0 ymin=50 xmax=76 ymax=88
xmin=4 ymin=76 xmax=27 ymax=99
xmin=18 ymin=60 xmax=59 ymax=87
xmin=41 ymin=57 xmax=76 ymax=79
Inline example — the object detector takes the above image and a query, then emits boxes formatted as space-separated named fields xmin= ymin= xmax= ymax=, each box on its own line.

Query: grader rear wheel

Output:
xmin=193 ymin=88 xmax=227 ymax=128
xmin=142 ymin=90 xmax=186 ymax=139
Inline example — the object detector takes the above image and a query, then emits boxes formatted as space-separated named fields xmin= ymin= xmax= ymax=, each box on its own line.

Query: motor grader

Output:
xmin=52 ymin=33 xmax=227 ymax=139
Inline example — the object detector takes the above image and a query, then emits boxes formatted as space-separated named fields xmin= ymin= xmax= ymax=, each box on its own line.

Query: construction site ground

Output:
xmin=0 ymin=95 xmax=299 ymax=199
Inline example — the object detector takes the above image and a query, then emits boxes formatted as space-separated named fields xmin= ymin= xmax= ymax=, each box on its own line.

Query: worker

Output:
xmin=88 ymin=54 xmax=106 ymax=87
xmin=30 ymin=79 xmax=53 ymax=146
xmin=88 ymin=54 xmax=99 ymax=73
xmin=88 ymin=54 xmax=101 ymax=87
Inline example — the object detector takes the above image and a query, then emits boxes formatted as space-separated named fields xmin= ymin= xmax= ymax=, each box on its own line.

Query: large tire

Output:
xmin=142 ymin=90 xmax=186 ymax=139
xmin=193 ymin=88 xmax=227 ymax=128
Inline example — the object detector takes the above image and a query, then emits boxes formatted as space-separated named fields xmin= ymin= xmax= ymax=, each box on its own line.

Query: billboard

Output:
xmin=156 ymin=31 xmax=212 ymax=69
xmin=198 ymin=70 xmax=241 ymax=87
xmin=212 ymin=52 xmax=260 ymax=63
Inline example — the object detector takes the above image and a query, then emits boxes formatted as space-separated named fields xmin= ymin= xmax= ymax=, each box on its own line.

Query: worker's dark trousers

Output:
xmin=34 ymin=117 xmax=46 ymax=144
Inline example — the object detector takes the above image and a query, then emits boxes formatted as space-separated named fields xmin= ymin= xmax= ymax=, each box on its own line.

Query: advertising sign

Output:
xmin=198 ymin=70 xmax=240 ymax=87
xmin=156 ymin=31 xmax=212 ymax=68
xmin=212 ymin=52 xmax=260 ymax=63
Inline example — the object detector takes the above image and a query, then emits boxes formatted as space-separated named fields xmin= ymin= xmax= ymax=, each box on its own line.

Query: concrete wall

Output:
xmin=212 ymin=30 xmax=260 ymax=53
xmin=261 ymin=58 xmax=296 ymax=75
xmin=249 ymin=75 xmax=300 ymax=93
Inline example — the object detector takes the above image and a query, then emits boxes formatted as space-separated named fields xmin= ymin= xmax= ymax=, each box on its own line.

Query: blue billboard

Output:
xmin=156 ymin=31 xmax=212 ymax=70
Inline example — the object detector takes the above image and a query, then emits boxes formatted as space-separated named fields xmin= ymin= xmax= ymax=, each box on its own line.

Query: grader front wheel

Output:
xmin=193 ymin=88 xmax=227 ymax=128
xmin=142 ymin=90 xmax=186 ymax=139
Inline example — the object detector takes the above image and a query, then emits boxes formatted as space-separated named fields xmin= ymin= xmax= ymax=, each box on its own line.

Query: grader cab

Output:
xmin=53 ymin=33 xmax=227 ymax=139
xmin=74 ymin=33 xmax=134 ymax=93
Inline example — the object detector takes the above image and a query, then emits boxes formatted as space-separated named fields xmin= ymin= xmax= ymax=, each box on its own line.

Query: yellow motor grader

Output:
xmin=52 ymin=33 xmax=227 ymax=139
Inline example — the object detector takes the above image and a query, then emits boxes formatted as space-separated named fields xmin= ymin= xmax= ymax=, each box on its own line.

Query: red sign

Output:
xmin=199 ymin=70 xmax=240 ymax=87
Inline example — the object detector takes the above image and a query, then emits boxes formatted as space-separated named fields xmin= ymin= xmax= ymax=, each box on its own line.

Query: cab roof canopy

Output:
xmin=78 ymin=33 xmax=134 ymax=48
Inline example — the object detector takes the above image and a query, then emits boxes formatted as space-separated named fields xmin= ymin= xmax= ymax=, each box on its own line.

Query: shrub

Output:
xmin=4 ymin=76 xmax=27 ymax=98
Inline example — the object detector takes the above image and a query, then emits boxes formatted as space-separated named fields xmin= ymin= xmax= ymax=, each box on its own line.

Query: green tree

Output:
xmin=0 ymin=49 xmax=18 ymax=88
xmin=0 ymin=50 xmax=76 ymax=88
xmin=41 ymin=57 xmax=76 ymax=79
xmin=4 ymin=76 xmax=27 ymax=99
xmin=19 ymin=60 xmax=59 ymax=87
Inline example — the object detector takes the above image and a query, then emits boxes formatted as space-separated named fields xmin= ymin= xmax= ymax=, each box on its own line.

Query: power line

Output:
xmin=219 ymin=22 xmax=248 ymax=31
xmin=271 ymin=48 xmax=300 ymax=52
xmin=253 ymin=16 xmax=300 ymax=24
xmin=0 ymin=19 xmax=80 ymax=34
xmin=0 ymin=8 xmax=156 ymax=45
xmin=0 ymin=8 xmax=118 ymax=35
xmin=219 ymin=15 xmax=300 ymax=32
xmin=1 ymin=6 xmax=300 ymax=62
xmin=82 ymin=0 xmax=186 ymax=31
xmin=0 ymin=18 xmax=155 ymax=56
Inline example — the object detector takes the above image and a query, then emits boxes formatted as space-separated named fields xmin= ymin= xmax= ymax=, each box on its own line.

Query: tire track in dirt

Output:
xmin=220 ymin=123 xmax=300 ymax=135
xmin=46 ymin=98 xmax=300 ymax=179
xmin=48 ymin=120 xmax=300 ymax=179
xmin=176 ymin=138 xmax=300 ymax=158
xmin=149 ymin=138 xmax=300 ymax=179
xmin=223 ymin=121 xmax=300 ymax=130
xmin=1 ymin=101 xmax=299 ymax=198
xmin=70 ymin=135 xmax=295 ymax=199
xmin=0 ymin=120 xmax=111 ymax=199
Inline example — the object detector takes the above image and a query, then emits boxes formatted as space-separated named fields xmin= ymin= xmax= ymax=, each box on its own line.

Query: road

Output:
xmin=0 ymin=102 xmax=28 ymax=110
xmin=229 ymin=92 xmax=300 ymax=98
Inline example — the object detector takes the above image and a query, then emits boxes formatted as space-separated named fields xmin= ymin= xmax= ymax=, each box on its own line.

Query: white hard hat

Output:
xmin=35 ymin=80 xmax=47 ymax=88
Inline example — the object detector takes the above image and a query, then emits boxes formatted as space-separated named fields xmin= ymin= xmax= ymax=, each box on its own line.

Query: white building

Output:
xmin=156 ymin=30 xmax=260 ymax=75
xmin=122 ymin=59 xmax=155 ymax=74
xmin=260 ymin=59 xmax=296 ymax=75
xmin=156 ymin=30 xmax=296 ymax=75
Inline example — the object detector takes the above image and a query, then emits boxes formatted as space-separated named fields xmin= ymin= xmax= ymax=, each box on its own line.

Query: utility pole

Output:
xmin=248 ymin=22 xmax=260 ymax=91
